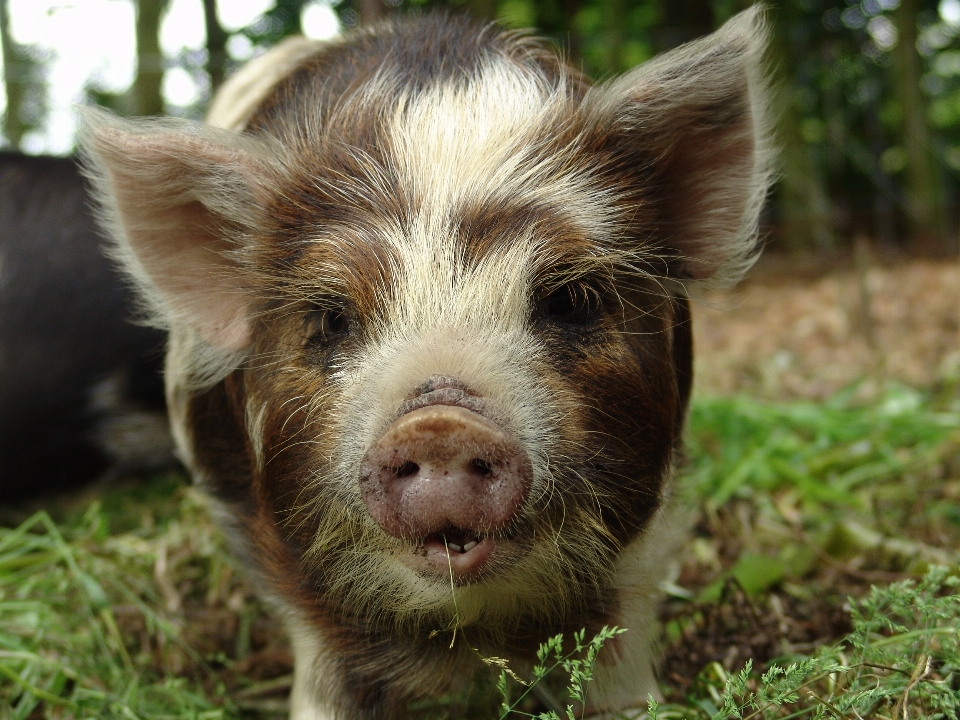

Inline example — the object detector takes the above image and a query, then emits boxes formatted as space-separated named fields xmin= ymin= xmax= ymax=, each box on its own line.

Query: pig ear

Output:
xmin=78 ymin=107 xmax=273 ymax=351
xmin=591 ymin=6 xmax=775 ymax=288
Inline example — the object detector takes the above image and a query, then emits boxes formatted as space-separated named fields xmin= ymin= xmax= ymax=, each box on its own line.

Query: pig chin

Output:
xmin=358 ymin=385 xmax=535 ymax=584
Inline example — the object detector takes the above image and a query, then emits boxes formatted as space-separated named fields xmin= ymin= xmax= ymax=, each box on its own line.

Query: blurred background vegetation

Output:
xmin=2 ymin=0 xmax=960 ymax=257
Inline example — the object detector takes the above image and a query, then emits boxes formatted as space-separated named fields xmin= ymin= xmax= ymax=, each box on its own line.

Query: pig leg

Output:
xmin=584 ymin=495 xmax=688 ymax=714
xmin=287 ymin=622 xmax=336 ymax=720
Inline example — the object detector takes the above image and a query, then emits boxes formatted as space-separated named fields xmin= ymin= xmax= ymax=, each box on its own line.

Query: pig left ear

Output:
xmin=590 ymin=6 xmax=775 ymax=288
xmin=79 ymin=108 xmax=274 ymax=352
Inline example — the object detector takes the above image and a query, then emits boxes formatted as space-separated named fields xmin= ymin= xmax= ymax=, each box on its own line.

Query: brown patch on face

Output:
xmin=531 ymin=283 xmax=682 ymax=546
xmin=455 ymin=196 xmax=599 ymax=281
xmin=186 ymin=374 xmax=252 ymax=510
xmin=246 ymin=14 xmax=588 ymax=143
xmin=240 ymin=125 xmax=403 ymax=322
xmin=184 ymin=365 xmax=323 ymax=614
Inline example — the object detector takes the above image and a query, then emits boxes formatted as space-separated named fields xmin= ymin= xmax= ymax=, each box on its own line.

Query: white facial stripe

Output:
xmin=300 ymin=58 xmax=636 ymax=622
xmin=383 ymin=57 xmax=619 ymax=257
xmin=388 ymin=59 xmax=555 ymax=210
xmin=374 ymin=223 xmax=537 ymax=340
xmin=304 ymin=61 xmax=614 ymax=521
xmin=338 ymin=56 xmax=625 ymax=369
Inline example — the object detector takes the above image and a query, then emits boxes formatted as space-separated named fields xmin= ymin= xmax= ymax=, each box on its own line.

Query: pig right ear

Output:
xmin=79 ymin=108 xmax=273 ymax=351
xmin=589 ymin=6 xmax=775 ymax=290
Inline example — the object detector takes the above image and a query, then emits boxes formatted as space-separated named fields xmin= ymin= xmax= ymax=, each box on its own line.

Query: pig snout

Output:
xmin=359 ymin=404 xmax=532 ymax=554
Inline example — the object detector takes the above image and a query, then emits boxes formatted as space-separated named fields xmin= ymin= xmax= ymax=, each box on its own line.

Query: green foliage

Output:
xmin=3 ymin=0 xmax=958 ymax=248
xmin=0 ymin=492 xmax=235 ymax=719
xmin=656 ymin=384 xmax=960 ymax=717
xmin=686 ymin=384 xmax=959 ymax=600
xmin=651 ymin=567 xmax=960 ymax=719
xmin=505 ymin=564 xmax=960 ymax=719
xmin=496 ymin=626 xmax=627 ymax=719
xmin=1 ymin=386 xmax=957 ymax=717
xmin=687 ymin=384 xmax=959 ymax=508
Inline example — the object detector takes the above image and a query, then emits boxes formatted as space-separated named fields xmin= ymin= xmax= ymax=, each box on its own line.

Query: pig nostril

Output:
xmin=394 ymin=461 xmax=419 ymax=478
xmin=470 ymin=458 xmax=494 ymax=476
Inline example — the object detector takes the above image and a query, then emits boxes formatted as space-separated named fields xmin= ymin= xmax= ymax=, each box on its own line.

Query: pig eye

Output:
xmin=306 ymin=302 xmax=351 ymax=343
xmin=324 ymin=308 xmax=350 ymax=335
xmin=542 ymin=283 xmax=600 ymax=326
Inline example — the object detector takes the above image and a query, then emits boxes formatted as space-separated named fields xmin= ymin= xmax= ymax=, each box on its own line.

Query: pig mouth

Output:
xmin=427 ymin=526 xmax=485 ymax=554
xmin=413 ymin=527 xmax=499 ymax=580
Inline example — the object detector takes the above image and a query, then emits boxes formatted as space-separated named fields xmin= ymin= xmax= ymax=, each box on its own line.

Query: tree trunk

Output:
xmin=463 ymin=0 xmax=497 ymax=20
xmin=772 ymin=8 xmax=834 ymax=251
xmin=134 ymin=0 xmax=168 ymax=116
xmin=892 ymin=0 xmax=945 ymax=247
xmin=562 ymin=0 xmax=582 ymax=67
xmin=601 ymin=0 xmax=624 ymax=73
xmin=777 ymin=101 xmax=835 ymax=251
xmin=202 ymin=0 xmax=228 ymax=94
xmin=356 ymin=0 xmax=386 ymax=26
xmin=0 ymin=0 xmax=25 ymax=146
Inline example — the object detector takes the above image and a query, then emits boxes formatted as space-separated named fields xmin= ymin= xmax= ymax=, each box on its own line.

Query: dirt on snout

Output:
xmin=692 ymin=254 xmax=960 ymax=400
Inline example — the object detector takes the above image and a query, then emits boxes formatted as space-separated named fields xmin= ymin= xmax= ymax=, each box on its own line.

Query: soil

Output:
xmin=692 ymin=253 xmax=960 ymax=399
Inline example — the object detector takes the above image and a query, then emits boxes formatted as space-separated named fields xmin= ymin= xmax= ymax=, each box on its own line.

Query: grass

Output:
xmin=651 ymin=566 xmax=960 ymax=720
xmin=0 ymin=491 xmax=237 ymax=719
xmin=679 ymin=383 xmax=960 ymax=603
xmin=1 ymin=383 xmax=958 ymax=718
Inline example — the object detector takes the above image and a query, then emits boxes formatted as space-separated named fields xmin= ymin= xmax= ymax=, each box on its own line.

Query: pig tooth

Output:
xmin=462 ymin=541 xmax=477 ymax=552
xmin=447 ymin=543 xmax=462 ymax=553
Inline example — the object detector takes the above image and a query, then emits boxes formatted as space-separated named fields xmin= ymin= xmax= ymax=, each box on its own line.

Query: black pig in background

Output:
xmin=0 ymin=152 xmax=171 ymax=499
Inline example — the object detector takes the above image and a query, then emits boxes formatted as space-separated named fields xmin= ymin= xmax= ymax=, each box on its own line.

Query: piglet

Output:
xmin=80 ymin=9 xmax=773 ymax=718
